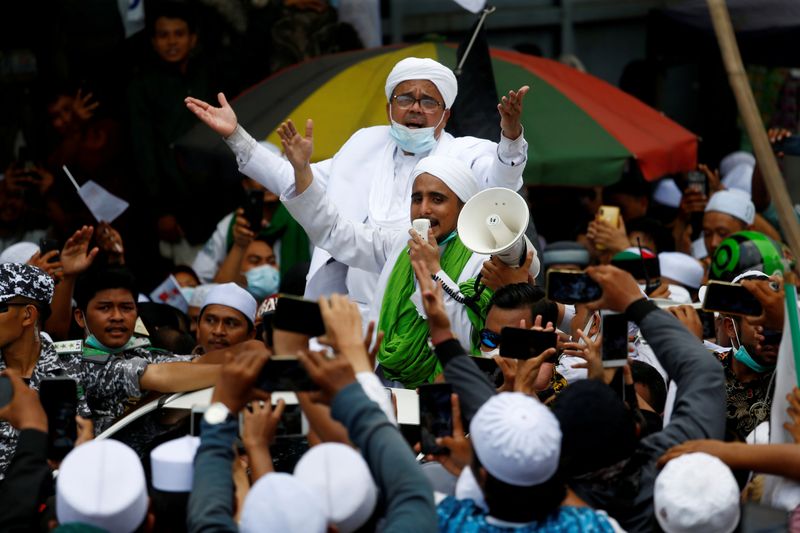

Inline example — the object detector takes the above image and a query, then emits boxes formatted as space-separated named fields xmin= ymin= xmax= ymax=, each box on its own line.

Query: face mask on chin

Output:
xmin=730 ymin=319 xmax=776 ymax=373
xmin=388 ymin=108 xmax=445 ymax=155
xmin=84 ymin=325 xmax=136 ymax=354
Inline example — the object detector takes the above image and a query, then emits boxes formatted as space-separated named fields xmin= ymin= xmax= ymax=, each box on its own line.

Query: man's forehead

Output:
xmin=412 ymin=173 xmax=453 ymax=195
xmin=203 ymin=303 xmax=246 ymax=321
xmin=704 ymin=211 xmax=745 ymax=228
xmin=90 ymin=288 xmax=136 ymax=304
xmin=393 ymin=79 xmax=443 ymax=99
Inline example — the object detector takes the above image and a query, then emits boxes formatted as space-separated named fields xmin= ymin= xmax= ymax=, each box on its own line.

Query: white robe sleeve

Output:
xmin=450 ymin=128 xmax=527 ymax=192
xmin=224 ymin=125 xmax=333 ymax=196
xmin=281 ymin=179 xmax=400 ymax=274
xmin=191 ymin=213 xmax=234 ymax=283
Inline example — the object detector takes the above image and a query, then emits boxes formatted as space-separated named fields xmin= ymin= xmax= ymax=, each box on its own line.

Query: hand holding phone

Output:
xmin=418 ymin=383 xmax=453 ymax=455
xmin=601 ymin=312 xmax=628 ymax=368
xmin=39 ymin=377 xmax=78 ymax=461
xmin=38 ymin=238 xmax=61 ymax=264
xmin=242 ymin=189 xmax=265 ymax=231
xmin=702 ymin=281 xmax=763 ymax=317
xmin=255 ymin=355 xmax=320 ymax=392
xmin=546 ymin=270 xmax=603 ymax=304
xmin=500 ymin=327 xmax=558 ymax=361
xmin=272 ymin=295 xmax=326 ymax=337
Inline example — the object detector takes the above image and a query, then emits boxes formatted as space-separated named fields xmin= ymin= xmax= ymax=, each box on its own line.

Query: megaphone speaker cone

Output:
xmin=457 ymin=188 xmax=529 ymax=255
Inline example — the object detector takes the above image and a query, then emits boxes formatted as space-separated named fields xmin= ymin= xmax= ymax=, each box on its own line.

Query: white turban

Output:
xmin=652 ymin=178 xmax=682 ymax=208
xmin=659 ymin=252 xmax=705 ymax=289
xmin=240 ymin=473 xmax=327 ymax=533
xmin=201 ymin=282 xmax=257 ymax=325
xmin=412 ymin=155 xmax=479 ymax=203
xmin=385 ymin=57 xmax=458 ymax=109
xmin=0 ymin=241 xmax=39 ymax=264
xmin=705 ymin=189 xmax=755 ymax=225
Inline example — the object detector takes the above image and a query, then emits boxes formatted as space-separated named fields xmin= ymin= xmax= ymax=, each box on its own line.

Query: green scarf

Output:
xmin=377 ymin=236 xmax=493 ymax=388
xmin=226 ymin=204 xmax=311 ymax=279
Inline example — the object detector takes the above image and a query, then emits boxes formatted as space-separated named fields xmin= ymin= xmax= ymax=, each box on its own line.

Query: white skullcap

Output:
xmin=385 ymin=57 xmax=458 ymax=109
xmin=189 ymin=283 xmax=217 ymax=308
xmin=653 ymin=178 xmax=682 ymax=208
xmin=150 ymin=435 xmax=200 ymax=492
xmin=731 ymin=269 xmax=769 ymax=283
xmin=659 ymin=252 xmax=705 ymax=289
xmin=293 ymin=443 xmax=377 ymax=533
xmin=201 ymin=282 xmax=257 ymax=325
xmin=412 ymin=155 xmax=479 ymax=203
xmin=666 ymin=284 xmax=692 ymax=304
xmin=720 ymin=151 xmax=755 ymax=177
xmin=654 ymin=452 xmax=740 ymax=533
xmin=721 ymin=163 xmax=753 ymax=195
xmin=57 ymin=440 xmax=148 ymax=533
xmin=690 ymin=237 xmax=707 ymax=260
xmin=0 ymin=241 xmax=39 ymax=264
xmin=240 ymin=473 xmax=327 ymax=533
xmin=470 ymin=392 xmax=561 ymax=486
xmin=705 ymin=189 xmax=755 ymax=225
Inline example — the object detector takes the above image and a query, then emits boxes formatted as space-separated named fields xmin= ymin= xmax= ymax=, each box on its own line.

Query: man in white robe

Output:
xmin=185 ymin=57 xmax=529 ymax=321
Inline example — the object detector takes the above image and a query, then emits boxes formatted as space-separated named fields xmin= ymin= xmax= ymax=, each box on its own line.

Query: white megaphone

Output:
xmin=457 ymin=187 xmax=540 ymax=278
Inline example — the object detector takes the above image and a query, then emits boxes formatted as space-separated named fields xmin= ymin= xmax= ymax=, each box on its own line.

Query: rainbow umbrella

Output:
xmin=177 ymin=42 xmax=697 ymax=186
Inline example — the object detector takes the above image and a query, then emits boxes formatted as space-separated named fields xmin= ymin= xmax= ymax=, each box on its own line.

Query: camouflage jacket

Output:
xmin=0 ymin=335 xmax=89 ymax=478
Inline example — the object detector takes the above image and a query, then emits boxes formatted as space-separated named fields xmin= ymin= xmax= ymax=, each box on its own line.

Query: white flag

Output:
xmin=62 ymin=166 xmax=129 ymax=224
xmin=762 ymin=285 xmax=800 ymax=510
xmin=118 ymin=0 xmax=145 ymax=38
xmin=451 ymin=0 xmax=487 ymax=14
xmin=149 ymin=275 xmax=189 ymax=313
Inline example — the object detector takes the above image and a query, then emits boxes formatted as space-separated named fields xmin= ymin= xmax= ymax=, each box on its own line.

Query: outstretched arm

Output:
xmin=185 ymin=93 xmax=238 ymax=138
xmin=498 ymin=85 xmax=529 ymax=141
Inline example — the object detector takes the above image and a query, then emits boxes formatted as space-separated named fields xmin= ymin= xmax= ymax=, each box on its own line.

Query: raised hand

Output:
xmin=408 ymin=227 xmax=440 ymax=276
xmin=232 ymin=208 xmax=257 ymax=249
xmin=562 ymin=328 xmax=604 ymax=381
xmin=743 ymin=276 xmax=784 ymax=331
xmin=60 ymin=226 xmax=99 ymax=277
xmin=73 ymin=89 xmax=100 ymax=122
xmin=185 ymin=92 xmax=238 ymax=137
xmin=277 ymin=119 xmax=314 ymax=170
xmin=498 ymin=85 xmax=530 ymax=140
xmin=28 ymin=250 xmax=63 ymax=281
xmin=96 ymin=222 xmax=125 ymax=265
xmin=412 ymin=259 xmax=452 ymax=342
xmin=318 ymin=294 xmax=371 ymax=372
xmin=480 ymin=250 xmax=533 ymax=292
xmin=424 ymin=393 xmax=472 ymax=476
xmin=585 ymin=265 xmax=643 ymax=313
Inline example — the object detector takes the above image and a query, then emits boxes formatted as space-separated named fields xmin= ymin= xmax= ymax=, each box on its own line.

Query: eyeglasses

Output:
xmin=479 ymin=329 xmax=502 ymax=349
xmin=391 ymin=94 xmax=442 ymax=113
xmin=0 ymin=302 xmax=29 ymax=313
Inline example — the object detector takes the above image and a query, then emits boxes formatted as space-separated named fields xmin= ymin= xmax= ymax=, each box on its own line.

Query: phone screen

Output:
xmin=38 ymin=238 xmax=61 ymax=263
xmin=242 ymin=190 xmax=264 ymax=231
xmin=469 ymin=356 xmax=503 ymax=387
xmin=39 ymin=377 xmax=78 ymax=461
xmin=274 ymin=403 xmax=306 ymax=438
xmin=255 ymin=356 xmax=320 ymax=392
xmin=610 ymin=256 xmax=660 ymax=283
xmin=418 ymin=383 xmax=453 ymax=455
xmin=696 ymin=309 xmax=717 ymax=340
xmin=272 ymin=295 xmax=326 ymax=337
xmin=601 ymin=313 xmax=628 ymax=367
xmin=190 ymin=407 xmax=206 ymax=437
xmin=546 ymin=270 xmax=603 ymax=304
xmin=499 ymin=327 xmax=558 ymax=360
xmin=702 ymin=281 xmax=763 ymax=317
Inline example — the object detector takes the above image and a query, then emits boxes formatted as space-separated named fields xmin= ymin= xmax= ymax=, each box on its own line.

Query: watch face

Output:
xmin=204 ymin=403 xmax=229 ymax=425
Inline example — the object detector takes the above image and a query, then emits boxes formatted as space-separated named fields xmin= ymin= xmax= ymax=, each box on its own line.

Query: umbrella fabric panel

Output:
xmin=264 ymin=43 xmax=440 ymax=161
xmin=491 ymin=49 xmax=698 ymax=181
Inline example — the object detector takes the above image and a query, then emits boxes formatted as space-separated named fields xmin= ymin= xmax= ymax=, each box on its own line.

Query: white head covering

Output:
xmin=412 ymin=155 xmax=479 ymax=203
xmin=720 ymin=151 xmax=755 ymax=177
xmin=240 ymin=473 xmax=327 ymax=533
xmin=654 ymin=452 xmax=740 ymax=533
xmin=150 ymin=435 xmax=200 ymax=492
xmin=722 ymin=163 xmax=753 ymax=195
xmin=705 ymin=189 xmax=755 ymax=225
xmin=0 ymin=241 xmax=39 ymax=264
xmin=56 ymin=440 xmax=149 ymax=533
xmin=385 ymin=57 xmax=458 ymax=109
xmin=470 ymin=392 xmax=561 ymax=486
xmin=652 ymin=178 xmax=682 ymax=208
xmin=201 ymin=282 xmax=257 ymax=325
xmin=659 ymin=252 xmax=705 ymax=289
xmin=293 ymin=443 xmax=377 ymax=533
xmin=189 ymin=283 xmax=217 ymax=308
xmin=690 ymin=237 xmax=708 ymax=260
xmin=666 ymin=284 xmax=692 ymax=304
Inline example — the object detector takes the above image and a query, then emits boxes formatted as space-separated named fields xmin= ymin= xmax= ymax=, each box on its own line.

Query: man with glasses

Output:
xmin=0 ymin=263 xmax=91 ymax=478
xmin=186 ymin=57 xmax=529 ymax=319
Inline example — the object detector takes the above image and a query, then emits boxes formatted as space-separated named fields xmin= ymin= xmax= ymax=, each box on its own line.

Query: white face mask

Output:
xmin=388 ymin=108 xmax=445 ymax=154
xmin=480 ymin=347 xmax=500 ymax=358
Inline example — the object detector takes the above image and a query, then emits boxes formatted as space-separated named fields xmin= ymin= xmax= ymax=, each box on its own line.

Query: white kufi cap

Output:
xmin=189 ymin=283 xmax=217 ymax=308
xmin=470 ymin=392 xmax=561 ymax=486
xmin=659 ymin=252 xmax=705 ymax=289
xmin=0 ymin=241 xmax=40 ymax=264
xmin=705 ymin=189 xmax=755 ymax=225
xmin=240 ymin=473 xmax=327 ymax=533
xmin=294 ymin=443 xmax=378 ymax=533
xmin=719 ymin=151 xmax=755 ymax=177
xmin=654 ymin=452 xmax=740 ymax=533
xmin=56 ymin=440 xmax=148 ymax=533
xmin=652 ymin=178 xmax=682 ymax=208
xmin=201 ymin=282 xmax=257 ymax=325
xmin=412 ymin=155 xmax=479 ymax=203
xmin=385 ymin=57 xmax=458 ymax=109
xmin=150 ymin=435 xmax=200 ymax=492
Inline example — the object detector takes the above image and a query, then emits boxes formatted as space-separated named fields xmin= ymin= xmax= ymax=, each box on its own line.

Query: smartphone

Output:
xmin=469 ymin=356 xmax=503 ymax=387
xmin=39 ymin=377 xmax=78 ymax=461
xmin=255 ymin=355 xmax=320 ymax=392
xmin=610 ymin=256 xmax=660 ymax=283
xmin=773 ymin=136 xmax=800 ymax=156
xmin=418 ymin=383 xmax=453 ymax=455
xmin=242 ymin=189 xmax=264 ymax=231
xmin=272 ymin=295 xmax=326 ymax=337
xmin=685 ymin=170 xmax=707 ymax=196
xmin=38 ymin=238 xmax=61 ymax=263
xmin=702 ymin=281 xmax=763 ymax=317
xmin=273 ymin=403 xmax=309 ymax=438
xmin=546 ymin=270 xmax=603 ymax=304
xmin=595 ymin=205 xmax=620 ymax=251
xmin=0 ymin=376 xmax=12 ymax=409
xmin=190 ymin=406 xmax=206 ymax=437
xmin=697 ymin=309 xmax=717 ymax=340
xmin=500 ymin=327 xmax=558 ymax=361
xmin=601 ymin=313 xmax=628 ymax=368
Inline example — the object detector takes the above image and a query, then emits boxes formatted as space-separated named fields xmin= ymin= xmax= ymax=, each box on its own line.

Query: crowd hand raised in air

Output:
xmin=422 ymin=393 xmax=472 ymax=477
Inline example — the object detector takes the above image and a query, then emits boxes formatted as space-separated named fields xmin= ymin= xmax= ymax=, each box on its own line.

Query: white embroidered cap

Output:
xmin=659 ymin=252 xmax=705 ymax=289
xmin=412 ymin=155 xmax=479 ymax=203
xmin=385 ymin=57 xmax=458 ymax=109
xmin=652 ymin=178 xmax=682 ymax=208
xmin=201 ymin=282 xmax=257 ymax=325
xmin=240 ymin=473 xmax=327 ymax=533
xmin=150 ymin=435 xmax=200 ymax=492
xmin=705 ymin=189 xmax=755 ymax=225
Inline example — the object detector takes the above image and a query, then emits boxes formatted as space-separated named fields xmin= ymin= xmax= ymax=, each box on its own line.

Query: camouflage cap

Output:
xmin=0 ymin=263 xmax=54 ymax=304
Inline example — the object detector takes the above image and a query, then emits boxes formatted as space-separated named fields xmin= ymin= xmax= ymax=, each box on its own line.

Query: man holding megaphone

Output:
xmin=276 ymin=119 xmax=539 ymax=388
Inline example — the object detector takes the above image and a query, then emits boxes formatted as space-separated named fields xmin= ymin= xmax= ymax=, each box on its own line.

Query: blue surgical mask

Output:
xmin=179 ymin=286 xmax=195 ymax=304
xmin=85 ymin=333 xmax=137 ymax=354
xmin=731 ymin=319 xmax=776 ymax=373
xmin=388 ymin=109 xmax=445 ymax=154
xmin=245 ymin=264 xmax=280 ymax=300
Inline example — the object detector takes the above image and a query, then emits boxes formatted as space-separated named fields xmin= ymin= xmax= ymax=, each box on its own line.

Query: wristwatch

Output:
xmin=203 ymin=402 xmax=231 ymax=425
